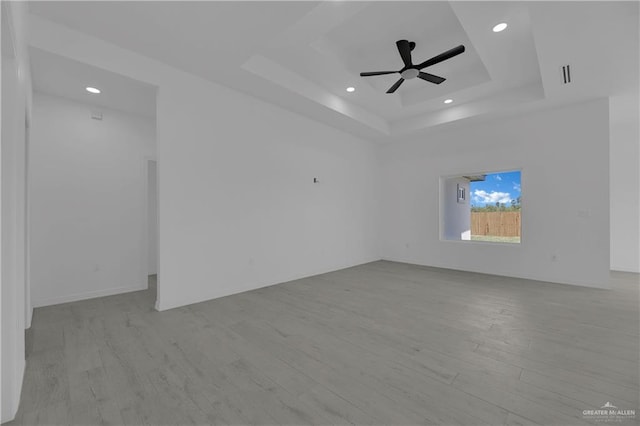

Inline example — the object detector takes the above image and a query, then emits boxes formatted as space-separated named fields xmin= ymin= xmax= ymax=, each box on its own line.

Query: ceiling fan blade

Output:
xmin=396 ymin=40 xmax=413 ymax=68
xmin=417 ymin=45 xmax=465 ymax=70
xmin=386 ymin=78 xmax=405 ymax=94
xmin=418 ymin=72 xmax=446 ymax=84
xmin=360 ymin=71 xmax=398 ymax=77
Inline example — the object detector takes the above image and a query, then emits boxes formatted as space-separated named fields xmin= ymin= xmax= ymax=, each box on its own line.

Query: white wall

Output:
xmin=1 ymin=50 xmax=27 ymax=426
xmin=29 ymin=17 xmax=380 ymax=312
xmin=30 ymin=92 xmax=156 ymax=307
xmin=379 ymin=99 xmax=611 ymax=289
xmin=157 ymin=81 xmax=379 ymax=310
xmin=441 ymin=177 xmax=471 ymax=241
xmin=1 ymin=2 xmax=31 ymax=422
xmin=609 ymin=94 xmax=640 ymax=272
xmin=28 ymin=16 xmax=633 ymax=304
xmin=147 ymin=159 xmax=157 ymax=275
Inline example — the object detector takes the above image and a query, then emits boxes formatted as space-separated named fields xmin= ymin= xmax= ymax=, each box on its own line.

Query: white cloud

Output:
xmin=495 ymin=175 xmax=502 ymax=181
xmin=473 ymin=190 xmax=512 ymax=205
xmin=513 ymin=182 xmax=521 ymax=192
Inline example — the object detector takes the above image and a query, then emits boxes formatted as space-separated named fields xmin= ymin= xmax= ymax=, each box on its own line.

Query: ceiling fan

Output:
xmin=360 ymin=40 xmax=465 ymax=93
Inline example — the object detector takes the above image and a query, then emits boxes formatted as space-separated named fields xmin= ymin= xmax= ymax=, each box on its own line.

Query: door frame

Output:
xmin=142 ymin=156 xmax=158 ymax=309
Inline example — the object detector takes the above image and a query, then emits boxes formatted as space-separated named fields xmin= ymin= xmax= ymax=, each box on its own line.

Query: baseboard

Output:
xmin=14 ymin=357 xmax=25 ymax=420
xmin=611 ymin=265 xmax=640 ymax=273
xmin=1 ymin=357 xmax=25 ymax=424
xmin=32 ymin=283 xmax=148 ymax=308
xmin=157 ymin=257 xmax=382 ymax=311
xmin=25 ymin=306 xmax=33 ymax=329
xmin=380 ymin=257 xmax=611 ymax=289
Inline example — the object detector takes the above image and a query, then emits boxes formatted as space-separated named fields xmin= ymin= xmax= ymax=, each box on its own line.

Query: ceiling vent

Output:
xmin=560 ymin=64 xmax=572 ymax=84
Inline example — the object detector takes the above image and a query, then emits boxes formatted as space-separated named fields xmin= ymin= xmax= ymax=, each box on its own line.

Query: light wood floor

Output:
xmin=9 ymin=261 xmax=640 ymax=425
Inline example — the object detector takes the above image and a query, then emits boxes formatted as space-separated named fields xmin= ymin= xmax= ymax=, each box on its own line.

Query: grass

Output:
xmin=471 ymin=235 xmax=521 ymax=243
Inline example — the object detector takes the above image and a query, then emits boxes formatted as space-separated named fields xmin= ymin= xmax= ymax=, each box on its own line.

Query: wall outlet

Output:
xmin=577 ymin=209 xmax=590 ymax=218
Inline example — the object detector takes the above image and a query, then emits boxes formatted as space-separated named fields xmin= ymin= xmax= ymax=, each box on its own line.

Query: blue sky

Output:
xmin=470 ymin=170 xmax=521 ymax=207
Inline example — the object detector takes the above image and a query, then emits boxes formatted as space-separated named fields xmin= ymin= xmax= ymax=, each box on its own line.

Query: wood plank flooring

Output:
xmin=8 ymin=261 xmax=640 ymax=425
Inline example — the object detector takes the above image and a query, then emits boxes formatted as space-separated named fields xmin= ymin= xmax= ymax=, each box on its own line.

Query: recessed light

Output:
xmin=493 ymin=22 xmax=508 ymax=33
xmin=346 ymin=86 xmax=355 ymax=92
xmin=444 ymin=99 xmax=453 ymax=104
xmin=85 ymin=86 xmax=101 ymax=94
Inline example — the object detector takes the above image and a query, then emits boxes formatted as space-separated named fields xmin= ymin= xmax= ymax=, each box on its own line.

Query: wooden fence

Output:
xmin=471 ymin=212 xmax=521 ymax=237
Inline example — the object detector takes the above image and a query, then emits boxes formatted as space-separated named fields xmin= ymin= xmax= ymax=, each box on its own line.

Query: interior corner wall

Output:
xmin=609 ymin=94 xmax=640 ymax=273
xmin=29 ymin=92 xmax=156 ymax=307
xmin=25 ymin=17 xmax=380 ymax=312
xmin=156 ymin=81 xmax=379 ymax=310
xmin=379 ymin=98 xmax=611 ymax=289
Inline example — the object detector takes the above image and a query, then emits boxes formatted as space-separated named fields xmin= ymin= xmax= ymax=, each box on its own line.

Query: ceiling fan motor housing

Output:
xmin=401 ymin=68 xmax=419 ymax=79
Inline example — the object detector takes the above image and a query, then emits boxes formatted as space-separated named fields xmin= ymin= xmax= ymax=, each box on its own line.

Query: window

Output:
xmin=441 ymin=170 xmax=521 ymax=243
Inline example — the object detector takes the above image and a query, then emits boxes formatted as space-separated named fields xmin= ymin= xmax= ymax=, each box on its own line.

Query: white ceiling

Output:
xmin=28 ymin=1 xmax=638 ymax=141
xmin=30 ymin=47 xmax=157 ymax=117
